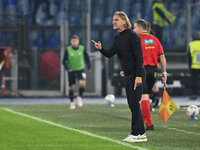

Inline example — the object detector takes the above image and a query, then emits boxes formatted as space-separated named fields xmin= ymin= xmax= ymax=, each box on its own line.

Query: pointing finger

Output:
xmin=91 ymin=40 xmax=97 ymax=44
xmin=134 ymin=83 xmax=136 ymax=90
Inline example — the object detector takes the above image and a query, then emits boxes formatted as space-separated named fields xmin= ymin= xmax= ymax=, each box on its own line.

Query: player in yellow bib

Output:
xmin=188 ymin=33 xmax=200 ymax=100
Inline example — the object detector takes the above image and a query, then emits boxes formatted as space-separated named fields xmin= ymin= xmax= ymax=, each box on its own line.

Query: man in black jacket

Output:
xmin=92 ymin=11 xmax=147 ymax=142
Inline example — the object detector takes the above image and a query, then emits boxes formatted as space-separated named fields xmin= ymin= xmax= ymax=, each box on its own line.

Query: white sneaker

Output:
xmin=70 ymin=102 xmax=75 ymax=110
xmin=123 ymin=134 xmax=147 ymax=142
xmin=123 ymin=134 xmax=132 ymax=141
xmin=76 ymin=96 xmax=83 ymax=107
xmin=139 ymin=133 xmax=147 ymax=142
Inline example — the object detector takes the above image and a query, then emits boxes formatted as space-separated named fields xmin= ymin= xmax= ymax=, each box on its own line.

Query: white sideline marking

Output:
xmin=3 ymin=108 xmax=148 ymax=150
xmin=156 ymin=125 xmax=200 ymax=135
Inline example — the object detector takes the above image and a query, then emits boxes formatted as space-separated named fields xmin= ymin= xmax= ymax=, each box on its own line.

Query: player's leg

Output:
xmin=123 ymin=71 xmax=147 ymax=142
xmin=141 ymin=83 xmax=154 ymax=129
xmin=68 ymin=72 xmax=76 ymax=109
xmin=76 ymin=72 xmax=87 ymax=107
xmin=141 ymin=66 xmax=157 ymax=130
xmin=146 ymin=69 xmax=157 ymax=130
xmin=141 ymin=69 xmax=152 ymax=128
xmin=151 ymin=82 xmax=160 ymax=108
xmin=140 ymin=70 xmax=149 ymax=125
xmin=190 ymin=69 xmax=198 ymax=99
xmin=141 ymin=94 xmax=154 ymax=130
xmin=141 ymin=94 xmax=148 ymax=124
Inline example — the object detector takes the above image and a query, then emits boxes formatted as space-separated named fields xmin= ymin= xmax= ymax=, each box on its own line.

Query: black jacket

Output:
xmin=100 ymin=29 xmax=144 ymax=77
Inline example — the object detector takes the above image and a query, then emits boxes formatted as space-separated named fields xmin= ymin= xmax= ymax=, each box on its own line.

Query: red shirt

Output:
xmin=139 ymin=33 xmax=164 ymax=66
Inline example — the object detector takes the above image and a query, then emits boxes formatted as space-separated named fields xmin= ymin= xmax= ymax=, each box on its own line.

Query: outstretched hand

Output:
xmin=91 ymin=40 xmax=102 ymax=50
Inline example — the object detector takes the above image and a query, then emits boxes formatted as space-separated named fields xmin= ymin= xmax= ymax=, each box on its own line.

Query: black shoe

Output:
xmin=190 ymin=95 xmax=197 ymax=100
xmin=145 ymin=125 xmax=154 ymax=130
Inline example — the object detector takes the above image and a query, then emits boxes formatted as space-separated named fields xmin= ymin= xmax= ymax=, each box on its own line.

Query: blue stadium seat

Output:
xmin=91 ymin=0 xmax=106 ymax=25
xmin=4 ymin=0 xmax=16 ymax=19
xmin=91 ymin=30 xmax=100 ymax=42
xmin=104 ymin=0 xmax=120 ymax=25
xmin=29 ymin=31 xmax=40 ymax=48
xmin=34 ymin=37 xmax=43 ymax=48
xmin=102 ymin=30 xmax=113 ymax=42
xmin=129 ymin=0 xmax=140 ymax=21
xmin=17 ymin=0 xmax=29 ymax=15
xmin=56 ymin=10 xmax=68 ymax=25
xmin=0 ymin=1 xmax=3 ymax=19
xmin=45 ymin=31 xmax=60 ymax=48
xmin=46 ymin=37 xmax=60 ymax=48
xmin=118 ymin=0 xmax=131 ymax=14
xmin=1 ymin=0 xmax=200 ymax=49
xmin=69 ymin=11 xmax=81 ymax=25
xmin=141 ymin=0 xmax=153 ymax=21
xmin=69 ymin=0 xmax=83 ymax=11
xmin=4 ymin=0 xmax=16 ymax=8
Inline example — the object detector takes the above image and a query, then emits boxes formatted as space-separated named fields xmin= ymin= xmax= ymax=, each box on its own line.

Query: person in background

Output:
xmin=92 ymin=11 xmax=147 ymax=143
xmin=152 ymin=0 xmax=176 ymax=43
xmin=63 ymin=35 xmax=91 ymax=109
xmin=188 ymin=32 xmax=200 ymax=100
xmin=133 ymin=19 xmax=167 ymax=130
xmin=32 ymin=0 xmax=53 ymax=25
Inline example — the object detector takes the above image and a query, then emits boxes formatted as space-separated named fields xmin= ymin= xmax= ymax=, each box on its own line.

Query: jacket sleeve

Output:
xmin=84 ymin=50 xmax=91 ymax=70
xmin=100 ymin=39 xmax=117 ymax=58
xmin=62 ymin=50 xmax=69 ymax=70
xmin=130 ymin=34 xmax=144 ymax=77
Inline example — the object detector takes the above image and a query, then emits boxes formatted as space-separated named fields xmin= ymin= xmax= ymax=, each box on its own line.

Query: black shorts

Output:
xmin=143 ymin=66 xmax=158 ymax=94
xmin=68 ymin=70 xmax=86 ymax=86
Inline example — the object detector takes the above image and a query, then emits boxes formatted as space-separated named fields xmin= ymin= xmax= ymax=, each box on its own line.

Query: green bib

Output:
xmin=67 ymin=45 xmax=85 ymax=71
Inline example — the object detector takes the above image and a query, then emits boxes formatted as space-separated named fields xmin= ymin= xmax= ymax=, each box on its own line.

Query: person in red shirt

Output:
xmin=133 ymin=19 xmax=167 ymax=130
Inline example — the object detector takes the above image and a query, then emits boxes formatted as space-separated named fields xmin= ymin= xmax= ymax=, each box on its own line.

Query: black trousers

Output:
xmin=190 ymin=69 xmax=200 ymax=95
xmin=124 ymin=69 xmax=146 ymax=136
xmin=143 ymin=66 xmax=158 ymax=94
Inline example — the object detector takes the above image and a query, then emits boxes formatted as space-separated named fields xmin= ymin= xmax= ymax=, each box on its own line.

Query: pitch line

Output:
xmin=3 ymin=108 xmax=148 ymax=150
xmin=155 ymin=125 xmax=200 ymax=135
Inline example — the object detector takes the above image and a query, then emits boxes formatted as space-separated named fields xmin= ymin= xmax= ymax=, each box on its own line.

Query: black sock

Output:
xmin=69 ymin=90 xmax=74 ymax=103
xmin=79 ymin=87 xmax=85 ymax=97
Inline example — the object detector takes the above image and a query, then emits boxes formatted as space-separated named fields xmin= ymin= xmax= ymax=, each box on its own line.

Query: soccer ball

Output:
xmin=105 ymin=94 xmax=115 ymax=104
xmin=187 ymin=105 xmax=199 ymax=117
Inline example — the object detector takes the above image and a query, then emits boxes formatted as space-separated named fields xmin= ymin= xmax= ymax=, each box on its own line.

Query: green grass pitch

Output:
xmin=0 ymin=104 xmax=200 ymax=150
